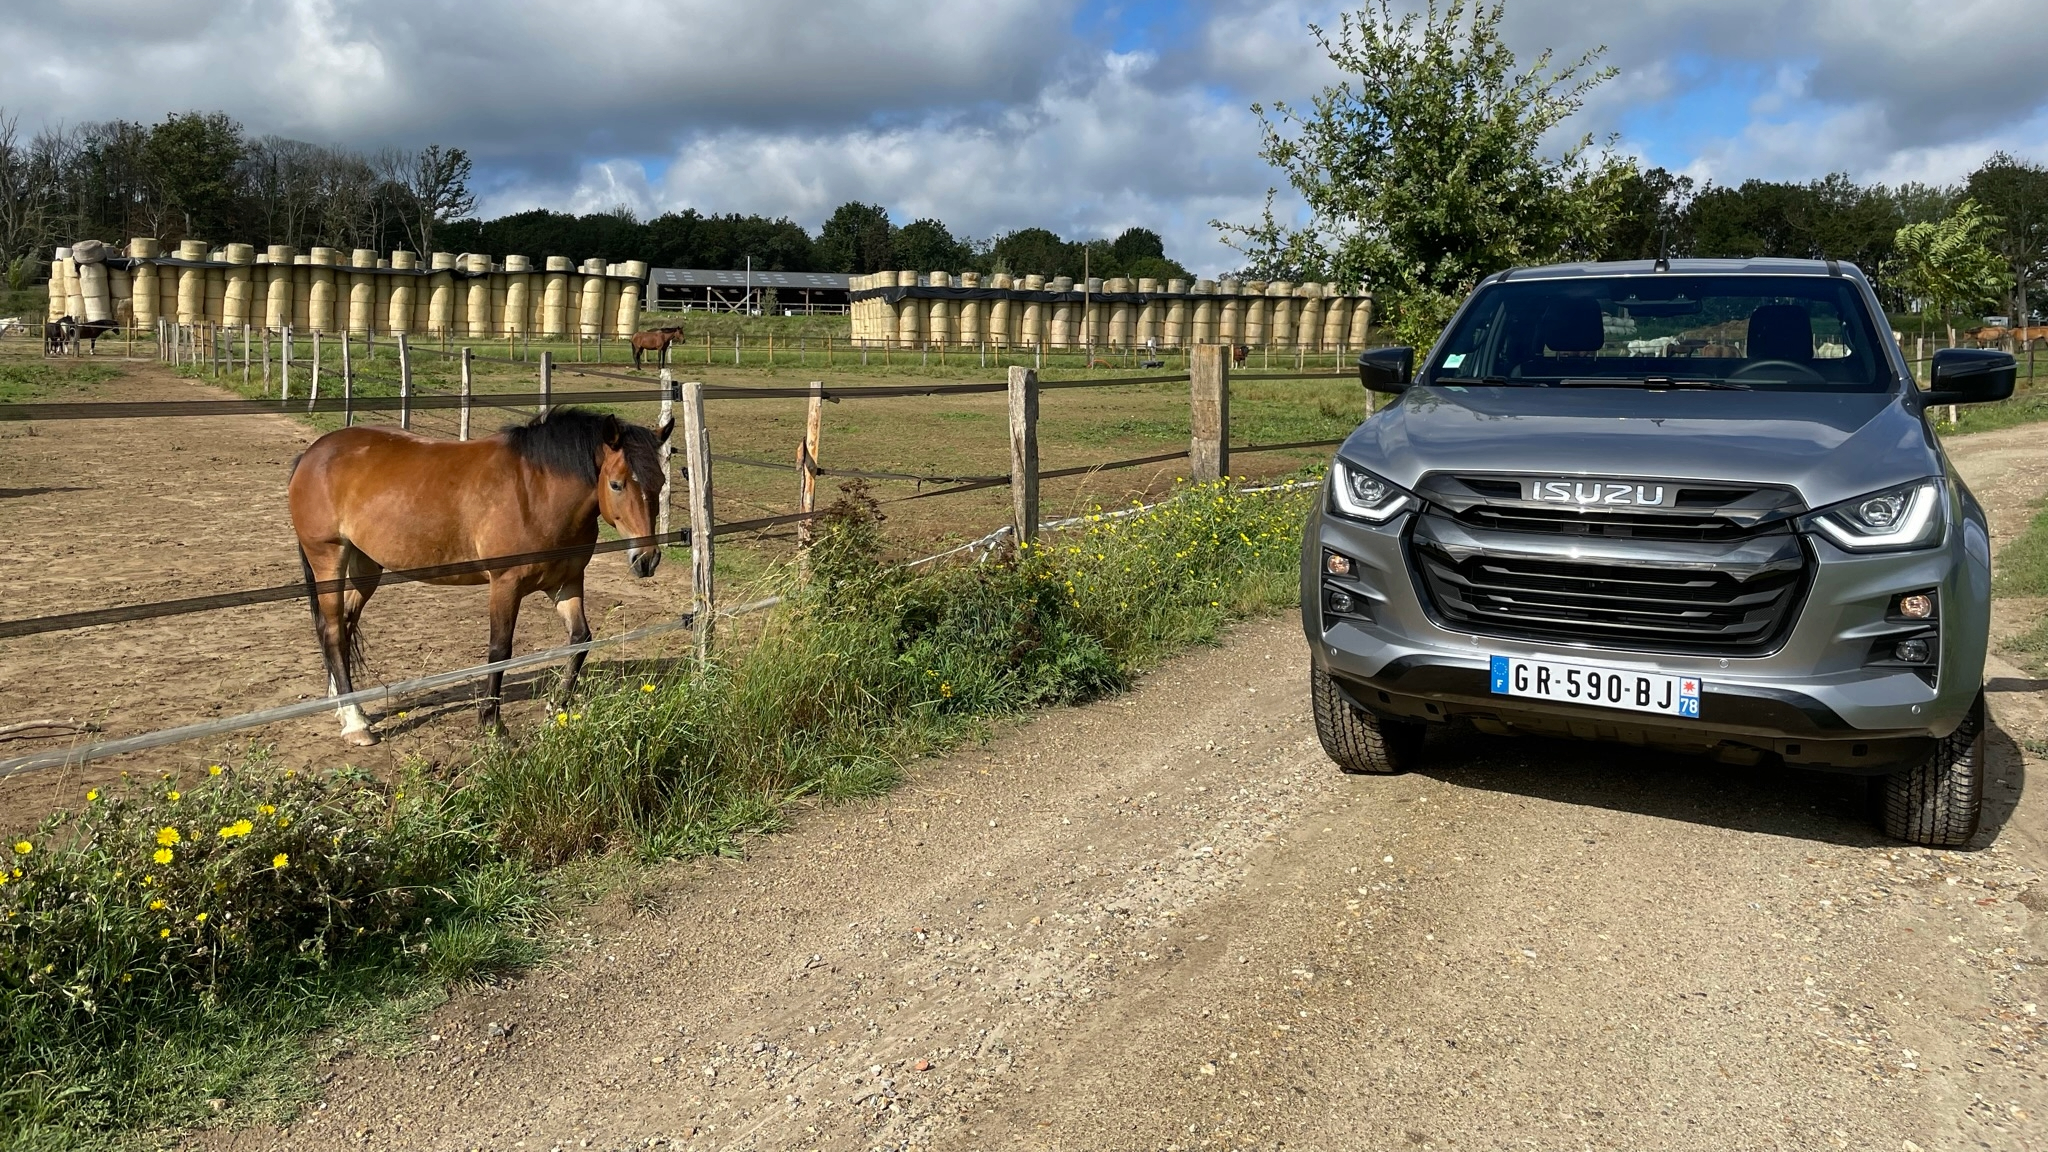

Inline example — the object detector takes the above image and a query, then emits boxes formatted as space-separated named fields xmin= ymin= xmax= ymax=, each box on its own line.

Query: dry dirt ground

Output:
xmin=0 ymin=365 xmax=692 ymax=821
xmin=182 ymin=432 xmax=2048 ymax=1152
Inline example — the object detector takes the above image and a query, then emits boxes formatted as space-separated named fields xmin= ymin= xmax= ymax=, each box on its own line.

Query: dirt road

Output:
xmin=210 ymin=428 xmax=2048 ymax=1152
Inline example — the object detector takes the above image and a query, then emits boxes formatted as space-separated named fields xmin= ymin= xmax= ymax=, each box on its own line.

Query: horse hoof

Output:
xmin=342 ymin=729 xmax=380 ymax=747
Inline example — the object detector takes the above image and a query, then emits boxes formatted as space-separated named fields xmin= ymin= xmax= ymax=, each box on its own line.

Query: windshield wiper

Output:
xmin=1554 ymin=376 xmax=1752 ymax=391
xmin=1430 ymin=375 xmax=1523 ymax=386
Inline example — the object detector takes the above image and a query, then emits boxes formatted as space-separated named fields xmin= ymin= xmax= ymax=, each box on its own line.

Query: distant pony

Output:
xmin=630 ymin=326 xmax=685 ymax=369
xmin=44 ymin=316 xmax=74 ymax=356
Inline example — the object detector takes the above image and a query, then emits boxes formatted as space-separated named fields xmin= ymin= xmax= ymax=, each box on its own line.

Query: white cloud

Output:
xmin=4 ymin=0 xmax=2047 ymax=271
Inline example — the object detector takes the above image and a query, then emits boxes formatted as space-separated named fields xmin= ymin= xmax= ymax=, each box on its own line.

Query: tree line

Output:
xmin=0 ymin=107 xmax=1192 ymax=294
xmin=1223 ymin=0 xmax=2048 ymax=344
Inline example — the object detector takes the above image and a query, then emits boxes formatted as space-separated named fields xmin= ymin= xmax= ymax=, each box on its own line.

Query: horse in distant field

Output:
xmin=75 ymin=318 xmax=119 ymax=353
xmin=630 ymin=325 xmax=685 ymax=369
xmin=1232 ymin=344 xmax=1250 ymax=368
xmin=287 ymin=407 xmax=673 ymax=745
xmin=0 ymin=317 xmax=24 ymax=338
xmin=44 ymin=316 xmax=73 ymax=355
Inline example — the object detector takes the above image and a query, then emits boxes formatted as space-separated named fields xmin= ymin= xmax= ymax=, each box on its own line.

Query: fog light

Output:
xmin=1324 ymin=551 xmax=1353 ymax=577
xmin=1328 ymin=589 xmax=1356 ymax=615
xmin=1898 ymin=593 xmax=1935 ymax=619
xmin=1894 ymin=639 xmax=1931 ymax=663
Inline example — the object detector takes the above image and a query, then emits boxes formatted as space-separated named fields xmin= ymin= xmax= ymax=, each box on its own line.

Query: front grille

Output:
xmin=1453 ymin=504 xmax=1752 ymax=542
xmin=1409 ymin=509 xmax=1810 ymax=655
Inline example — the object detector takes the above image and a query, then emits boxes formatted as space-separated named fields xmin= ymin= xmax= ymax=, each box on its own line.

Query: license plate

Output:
xmin=1489 ymin=655 xmax=1701 ymax=718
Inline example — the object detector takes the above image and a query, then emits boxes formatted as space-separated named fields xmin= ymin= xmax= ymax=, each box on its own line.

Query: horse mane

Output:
xmin=502 ymin=407 xmax=664 ymax=493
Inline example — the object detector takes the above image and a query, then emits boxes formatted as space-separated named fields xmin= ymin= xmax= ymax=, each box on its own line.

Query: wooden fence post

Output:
xmin=398 ymin=333 xmax=413 ymax=431
xmin=459 ymin=347 xmax=473 ymax=440
xmin=261 ymin=326 xmax=271 ymax=394
xmin=797 ymin=379 xmax=823 ymax=549
xmin=309 ymin=330 xmax=322 ymax=408
xmin=657 ymin=368 xmax=675 ymax=538
xmin=1190 ymin=343 xmax=1230 ymax=483
xmin=1008 ymin=365 xmax=1039 ymax=544
xmin=341 ymin=330 xmax=353 ymax=426
xmin=538 ymin=350 xmax=552 ymax=417
xmin=281 ymin=327 xmax=292 ymax=403
xmin=241 ymin=325 xmax=250 ymax=389
xmin=680 ymin=379 xmax=714 ymax=661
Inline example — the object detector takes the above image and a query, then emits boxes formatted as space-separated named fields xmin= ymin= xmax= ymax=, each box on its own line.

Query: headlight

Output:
xmin=1329 ymin=460 xmax=1414 ymax=523
xmin=1807 ymin=479 xmax=1945 ymax=552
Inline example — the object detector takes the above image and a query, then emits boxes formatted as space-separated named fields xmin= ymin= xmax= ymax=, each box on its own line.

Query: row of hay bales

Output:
xmin=47 ymin=239 xmax=649 ymax=338
xmin=848 ymin=272 xmax=1372 ymax=349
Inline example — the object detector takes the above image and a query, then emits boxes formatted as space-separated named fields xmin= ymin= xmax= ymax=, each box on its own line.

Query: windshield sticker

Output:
xmin=1443 ymin=353 xmax=1466 ymax=368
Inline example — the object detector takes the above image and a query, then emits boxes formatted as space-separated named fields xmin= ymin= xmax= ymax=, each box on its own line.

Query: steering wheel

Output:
xmin=1729 ymin=358 xmax=1826 ymax=382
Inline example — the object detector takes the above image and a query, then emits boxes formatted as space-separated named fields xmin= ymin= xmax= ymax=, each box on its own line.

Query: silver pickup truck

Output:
xmin=1304 ymin=258 xmax=2017 ymax=847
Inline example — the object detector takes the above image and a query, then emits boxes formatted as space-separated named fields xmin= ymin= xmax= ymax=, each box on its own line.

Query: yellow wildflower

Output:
xmin=148 ymin=899 xmax=164 ymax=911
xmin=11 ymin=841 xmax=29 ymax=855
xmin=208 ymin=764 xmax=223 ymax=776
xmin=641 ymin=683 xmax=655 ymax=692
xmin=166 ymin=790 xmax=181 ymax=802
xmin=156 ymin=826 xmax=181 ymax=847
xmin=159 ymin=928 xmax=171 ymax=938
xmin=86 ymin=789 xmax=99 ymax=802
xmin=153 ymin=848 xmax=173 ymax=865
xmin=256 ymin=804 xmax=276 ymax=816
xmin=217 ymin=819 xmax=253 ymax=840
xmin=273 ymin=853 xmax=289 ymax=870
xmin=277 ymin=817 xmax=291 ymax=829
xmin=193 ymin=912 xmax=207 ymax=924
xmin=555 ymin=713 xmax=568 ymax=727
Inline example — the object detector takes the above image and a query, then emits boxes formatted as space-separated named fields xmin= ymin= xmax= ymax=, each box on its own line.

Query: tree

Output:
xmin=1217 ymin=1 xmax=1626 ymax=344
xmin=892 ymin=217 xmax=972 ymax=273
xmin=815 ymin=201 xmax=893 ymax=273
xmin=1598 ymin=165 xmax=1693 ymax=260
xmin=383 ymin=144 xmax=475 ymax=254
xmin=1884 ymin=198 xmax=2009 ymax=346
xmin=989 ymin=227 xmax=1071 ymax=279
xmin=1966 ymin=152 xmax=2048 ymax=331
xmin=143 ymin=111 xmax=245 ymax=240
xmin=0 ymin=112 xmax=55 ymax=275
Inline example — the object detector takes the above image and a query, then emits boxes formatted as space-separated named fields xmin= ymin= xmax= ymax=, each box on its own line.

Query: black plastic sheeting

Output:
xmin=849 ymin=285 xmax=1362 ymax=306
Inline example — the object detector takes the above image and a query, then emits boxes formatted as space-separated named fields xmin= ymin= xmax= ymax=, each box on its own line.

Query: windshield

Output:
xmin=1427 ymin=275 xmax=1894 ymax=391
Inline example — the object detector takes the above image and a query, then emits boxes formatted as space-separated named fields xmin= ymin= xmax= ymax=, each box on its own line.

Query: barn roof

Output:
xmin=648 ymin=268 xmax=850 ymax=290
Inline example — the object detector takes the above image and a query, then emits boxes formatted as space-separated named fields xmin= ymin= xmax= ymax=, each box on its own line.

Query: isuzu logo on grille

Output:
xmin=1526 ymin=480 xmax=1671 ymax=507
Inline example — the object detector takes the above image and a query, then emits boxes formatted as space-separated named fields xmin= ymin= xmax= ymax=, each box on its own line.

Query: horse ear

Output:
xmin=602 ymin=415 xmax=623 ymax=448
xmin=656 ymin=415 xmax=674 ymax=444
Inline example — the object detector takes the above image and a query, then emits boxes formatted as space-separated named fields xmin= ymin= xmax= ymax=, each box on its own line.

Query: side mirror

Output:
xmin=1357 ymin=346 xmax=1415 ymax=394
xmin=1925 ymin=348 xmax=2016 ymax=406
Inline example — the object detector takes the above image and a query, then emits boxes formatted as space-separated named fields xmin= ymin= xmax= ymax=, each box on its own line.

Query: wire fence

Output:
xmin=1 ymin=341 xmax=1342 ymax=774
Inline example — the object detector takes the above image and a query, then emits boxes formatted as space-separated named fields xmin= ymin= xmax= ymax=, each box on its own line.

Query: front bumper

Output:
xmin=1303 ymin=497 xmax=1990 ymax=773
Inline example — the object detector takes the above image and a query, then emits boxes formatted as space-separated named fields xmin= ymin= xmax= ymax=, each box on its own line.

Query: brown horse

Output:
xmin=630 ymin=326 xmax=684 ymax=369
xmin=288 ymin=407 xmax=672 ymax=745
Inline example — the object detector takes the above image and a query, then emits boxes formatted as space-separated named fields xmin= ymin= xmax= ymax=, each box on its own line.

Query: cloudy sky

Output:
xmin=6 ymin=0 xmax=2046 ymax=274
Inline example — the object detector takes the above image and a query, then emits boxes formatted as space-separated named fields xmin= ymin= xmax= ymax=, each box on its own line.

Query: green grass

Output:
xmin=1996 ymin=495 xmax=2048 ymax=599
xmin=0 ymin=362 xmax=121 ymax=404
xmin=0 ymin=477 xmax=1316 ymax=1149
xmin=1933 ymin=389 xmax=2048 ymax=436
xmin=1996 ymin=492 xmax=2048 ymax=676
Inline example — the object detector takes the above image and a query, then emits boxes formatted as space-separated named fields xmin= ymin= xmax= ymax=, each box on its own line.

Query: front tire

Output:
xmin=1882 ymin=691 xmax=1985 ymax=848
xmin=1311 ymin=667 xmax=1425 ymax=775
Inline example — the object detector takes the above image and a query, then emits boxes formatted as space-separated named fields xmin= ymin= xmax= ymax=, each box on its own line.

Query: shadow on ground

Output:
xmin=1412 ymin=716 xmax=2027 ymax=851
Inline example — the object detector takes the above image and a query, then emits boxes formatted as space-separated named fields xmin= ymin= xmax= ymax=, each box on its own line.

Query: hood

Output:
xmin=1341 ymin=384 xmax=1938 ymax=509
